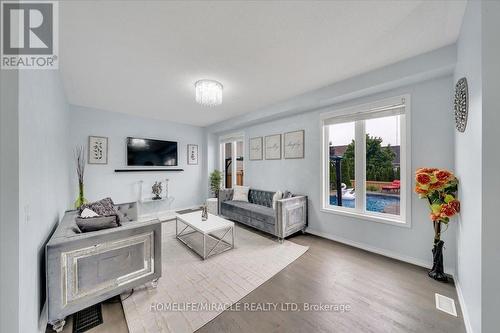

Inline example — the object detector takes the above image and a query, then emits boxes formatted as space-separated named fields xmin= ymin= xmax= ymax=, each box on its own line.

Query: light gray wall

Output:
xmin=210 ymin=45 xmax=456 ymax=134
xmin=202 ymin=129 xmax=218 ymax=199
xmin=481 ymin=2 xmax=500 ymax=332
xmin=17 ymin=70 xmax=71 ymax=333
xmin=0 ymin=70 xmax=20 ymax=333
xmin=212 ymin=75 xmax=456 ymax=272
xmin=454 ymin=2 xmax=482 ymax=332
xmin=69 ymin=105 xmax=205 ymax=210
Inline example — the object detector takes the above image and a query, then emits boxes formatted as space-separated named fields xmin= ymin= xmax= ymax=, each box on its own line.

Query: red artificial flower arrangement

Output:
xmin=414 ymin=167 xmax=460 ymax=282
xmin=414 ymin=168 xmax=460 ymax=224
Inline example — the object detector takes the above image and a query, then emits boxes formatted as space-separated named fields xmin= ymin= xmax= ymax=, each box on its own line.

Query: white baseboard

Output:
xmin=454 ymin=279 xmax=473 ymax=333
xmin=306 ymin=228 xmax=455 ymax=277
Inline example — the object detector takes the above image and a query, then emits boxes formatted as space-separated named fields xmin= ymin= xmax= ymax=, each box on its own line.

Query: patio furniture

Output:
xmin=46 ymin=202 xmax=163 ymax=332
xmin=382 ymin=180 xmax=401 ymax=193
xmin=176 ymin=211 xmax=234 ymax=259
xmin=218 ymin=188 xmax=307 ymax=242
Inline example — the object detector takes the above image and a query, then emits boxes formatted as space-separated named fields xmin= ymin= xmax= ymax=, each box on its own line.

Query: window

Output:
xmin=321 ymin=96 xmax=410 ymax=225
xmin=329 ymin=121 xmax=356 ymax=208
xmin=220 ymin=135 xmax=244 ymax=188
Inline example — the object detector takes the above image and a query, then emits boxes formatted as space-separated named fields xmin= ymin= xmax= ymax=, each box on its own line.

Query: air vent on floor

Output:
xmin=435 ymin=293 xmax=457 ymax=317
xmin=73 ymin=303 xmax=103 ymax=333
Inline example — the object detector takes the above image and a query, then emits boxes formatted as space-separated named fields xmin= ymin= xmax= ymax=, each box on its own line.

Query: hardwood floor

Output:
xmin=48 ymin=233 xmax=466 ymax=333
xmin=199 ymin=234 xmax=466 ymax=333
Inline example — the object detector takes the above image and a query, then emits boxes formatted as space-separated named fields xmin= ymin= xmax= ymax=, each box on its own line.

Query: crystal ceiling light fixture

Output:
xmin=195 ymin=79 xmax=223 ymax=106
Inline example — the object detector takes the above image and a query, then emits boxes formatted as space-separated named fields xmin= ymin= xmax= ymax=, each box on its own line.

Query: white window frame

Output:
xmin=219 ymin=133 xmax=245 ymax=188
xmin=320 ymin=95 xmax=411 ymax=227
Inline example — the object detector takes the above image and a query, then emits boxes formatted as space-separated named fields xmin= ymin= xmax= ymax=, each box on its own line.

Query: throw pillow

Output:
xmin=78 ymin=197 xmax=121 ymax=231
xmin=232 ymin=186 xmax=250 ymax=202
xmin=283 ymin=190 xmax=293 ymax=199
xmin=80 ymin=208 xmax=99 ymax=218
xmin=76 ymin=215 xmax=120 ymax=232
xmin=272 ymin=191 xmax=283 ymax=209
xmin=80 ymin=197 xmax=118 ymax=217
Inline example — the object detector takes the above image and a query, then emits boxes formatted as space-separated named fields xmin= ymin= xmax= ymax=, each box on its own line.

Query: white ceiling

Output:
xmin=60 ymin=1 xmax=466 ymax=127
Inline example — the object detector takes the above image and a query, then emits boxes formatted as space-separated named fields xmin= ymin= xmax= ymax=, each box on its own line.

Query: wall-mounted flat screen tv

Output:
xmin=127 ymin=137 xmax=178 ymax=166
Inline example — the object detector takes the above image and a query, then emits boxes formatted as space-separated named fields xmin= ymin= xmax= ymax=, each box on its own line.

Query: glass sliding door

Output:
xmin=221 ymin=137 xmax=244 ymax=189
xmin=223 ymin=142 xmax=233 ymax=188
xmin=236 ymin=140 xmax=244 ymax=186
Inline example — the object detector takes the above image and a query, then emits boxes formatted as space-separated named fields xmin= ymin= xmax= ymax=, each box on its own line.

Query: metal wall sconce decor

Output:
xmin=454 ymin=77 xmax=468 ymax=133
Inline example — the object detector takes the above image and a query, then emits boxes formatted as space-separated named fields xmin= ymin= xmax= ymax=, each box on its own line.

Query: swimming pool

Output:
xmin=329 ymin=194 xmax=400 ymax=213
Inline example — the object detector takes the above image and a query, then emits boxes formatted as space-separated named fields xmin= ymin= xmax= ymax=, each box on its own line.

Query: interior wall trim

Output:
xmin=454 ymin=279 xmax=474 ymax=333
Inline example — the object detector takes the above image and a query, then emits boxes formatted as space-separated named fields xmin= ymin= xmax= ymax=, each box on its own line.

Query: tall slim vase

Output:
xmin=74 ymin=183 xmax=87 ymax=209
xmin=428 ymin=240 xmax=448 ymax=282
xmin=428 ymin=222 xmax=448 ymax=282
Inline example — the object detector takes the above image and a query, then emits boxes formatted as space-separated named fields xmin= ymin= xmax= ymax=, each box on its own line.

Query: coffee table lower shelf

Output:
xmin=175 ymin=218 xmax=234 ymax=260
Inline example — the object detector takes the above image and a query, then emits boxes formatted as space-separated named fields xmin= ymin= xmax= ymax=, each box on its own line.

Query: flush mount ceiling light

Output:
xmin=195 ymin=79 xmax=223 ymax=106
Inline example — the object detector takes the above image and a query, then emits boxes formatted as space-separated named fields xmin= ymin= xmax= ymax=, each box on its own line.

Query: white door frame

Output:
xmin=219 ymin=133 xmax=244 ymax=188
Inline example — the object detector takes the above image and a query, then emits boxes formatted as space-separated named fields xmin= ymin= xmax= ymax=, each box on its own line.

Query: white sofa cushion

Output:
xmin=232 ymin=185 xmax=250 ymax=202
xmin=80 ymin=208 xmax=99 ymax=218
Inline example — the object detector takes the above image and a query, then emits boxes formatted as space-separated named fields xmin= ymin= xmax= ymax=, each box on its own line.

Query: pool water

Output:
xmin=329 ymin=194 xmax=400 ymax=213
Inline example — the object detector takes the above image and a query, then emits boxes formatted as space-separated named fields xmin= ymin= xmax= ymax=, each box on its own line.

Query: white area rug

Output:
xmin=121 ymin=219 xmax=308 ymax=333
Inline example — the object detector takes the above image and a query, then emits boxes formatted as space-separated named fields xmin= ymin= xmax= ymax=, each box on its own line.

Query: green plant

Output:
xmin=395 ymin=166 xmax=401 ymax=180
xmin=209 ymin=170 xmax=222 ymax=198
xmin=330 ymin=135 xmax=397 ymax=189
xmin=344 ymin=135 xmax=396 ymax=181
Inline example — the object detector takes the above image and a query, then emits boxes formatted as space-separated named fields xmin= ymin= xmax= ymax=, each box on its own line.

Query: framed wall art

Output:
xmin=187 ymin=144 xmax=199 ymax=165
xmin=88 ymin=136 xmax=108 ymax=164
xmin=249 ymin=137 xmax=263 ymax=160
xmin=265 ymin=134 xmax=281 ymax=160
xmin=284 ymin=130 xmax=305 ymax=159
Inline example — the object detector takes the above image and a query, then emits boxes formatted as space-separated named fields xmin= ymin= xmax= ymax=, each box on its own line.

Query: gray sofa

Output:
xmin=46 ymin=202 xmax=162 ymax=332
xmin=219 ymin=188 xmax=307 ymax=242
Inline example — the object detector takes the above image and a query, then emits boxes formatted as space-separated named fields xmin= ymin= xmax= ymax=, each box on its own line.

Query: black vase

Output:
xmin=428 ymin=240 xmax=448 ymax=282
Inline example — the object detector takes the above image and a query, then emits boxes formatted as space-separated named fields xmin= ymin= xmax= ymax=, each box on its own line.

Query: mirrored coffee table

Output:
xmin=176 ymin=211 xmax=234 ymax=260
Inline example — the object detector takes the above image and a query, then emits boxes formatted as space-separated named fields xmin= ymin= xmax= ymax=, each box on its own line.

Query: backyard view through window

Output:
xmin=365 ymin=115 xmax=401 ymax=215
xmin=324 ymin=96 xmax=407 ymax=223
xmin=329 ymin=121 xmax=356 ymax=209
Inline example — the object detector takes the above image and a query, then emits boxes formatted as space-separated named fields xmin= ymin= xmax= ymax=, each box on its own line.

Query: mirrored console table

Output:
xmin=138 ymin=179 xmax=175 ymax=220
